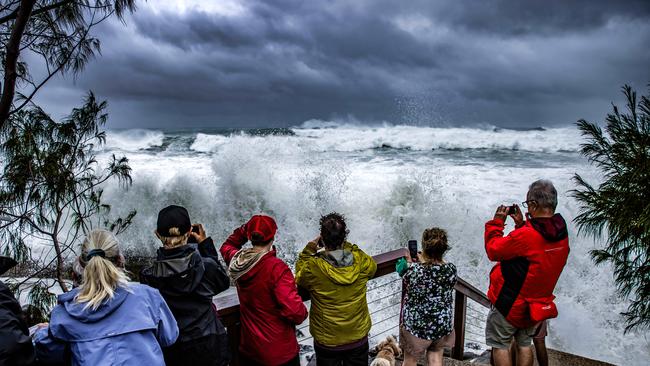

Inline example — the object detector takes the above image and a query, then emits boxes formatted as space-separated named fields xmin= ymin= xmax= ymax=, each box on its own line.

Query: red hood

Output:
xmin=236 ymin=248 xmax=277 ymax=283
xmin=529 ymin=214 xmax=568 ymax=242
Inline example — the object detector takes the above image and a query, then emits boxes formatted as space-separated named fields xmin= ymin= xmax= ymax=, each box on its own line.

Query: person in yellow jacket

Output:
xmin=295 ymin=212 xmax=377 ymax=366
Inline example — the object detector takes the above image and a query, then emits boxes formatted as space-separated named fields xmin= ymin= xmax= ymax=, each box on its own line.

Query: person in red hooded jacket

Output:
xmin=484 ymin=180 xmax=569 ymax=366
xmin=220 ymin=215 xmax=308 ymax=366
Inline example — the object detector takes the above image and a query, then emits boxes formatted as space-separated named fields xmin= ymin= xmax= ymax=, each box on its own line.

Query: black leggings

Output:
xmin=313 ymin=340 xmax=369 ymax=366
xmin=162 ymin=333 xmax=230 ymax=366
xmin=238 ymin=353 xmax=300 ymax=366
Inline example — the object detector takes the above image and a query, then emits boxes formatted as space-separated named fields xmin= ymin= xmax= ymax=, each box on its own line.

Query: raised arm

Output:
xmin=295 ymin=240 xmax=318 ymax=288
xmin=196 ymin=236 xmax=230 ymax=294
xmin=219 ymin=224 xmax=249 ymax=265
xmin=485 ymin=218 xmax=528 ymax=261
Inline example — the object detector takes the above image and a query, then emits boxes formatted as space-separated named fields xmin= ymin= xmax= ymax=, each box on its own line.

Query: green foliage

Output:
xmin=0 ymin=1 xmax=137 ymax=118
xmin=572 ymin=84 xmax=650 ymax=332
xmin=0 ymin=92 xmax=136 ymax=315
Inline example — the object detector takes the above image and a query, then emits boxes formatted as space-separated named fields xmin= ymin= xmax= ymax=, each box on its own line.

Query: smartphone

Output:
xmin=507 ymin=205 xmax=517 ymax=215
xmin=408 ymin=240 xmax=418 ymax=261
xmin=187 ymin=225 xmax=200 ymax=244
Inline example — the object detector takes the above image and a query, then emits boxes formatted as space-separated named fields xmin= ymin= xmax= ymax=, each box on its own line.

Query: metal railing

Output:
xmin=214 ymin=249 xmax=491 ymax=365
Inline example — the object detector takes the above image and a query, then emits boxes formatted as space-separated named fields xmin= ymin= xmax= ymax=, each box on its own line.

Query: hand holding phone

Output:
xmin=188 ymin=224 xmax=206 ymax=244
xmin=408 ymin=240 xmax=418 ymax=262
xmin=508 ymin=204 xmax=524 ymax=227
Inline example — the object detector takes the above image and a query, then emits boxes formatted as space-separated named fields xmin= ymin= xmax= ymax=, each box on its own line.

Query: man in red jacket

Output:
xmin=484 ymin=180 xmax=569 ymax=366
xmin=220 ymin=215 xmax=308 ymax=366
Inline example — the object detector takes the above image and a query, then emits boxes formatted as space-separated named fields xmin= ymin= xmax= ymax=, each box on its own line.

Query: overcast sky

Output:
xmin=31 ymin=0 xmax=650 ymax=129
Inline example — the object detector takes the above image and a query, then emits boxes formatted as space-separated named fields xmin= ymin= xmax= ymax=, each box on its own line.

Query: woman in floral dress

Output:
xmin=396 ymin=227 xmax=457 ymax=366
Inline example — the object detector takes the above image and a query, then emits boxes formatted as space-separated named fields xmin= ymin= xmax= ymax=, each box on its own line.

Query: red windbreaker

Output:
xmin=485 ymin=214 xmax=570 ymax=328
xmin=220 ymin=225 xmax=308 ymax=366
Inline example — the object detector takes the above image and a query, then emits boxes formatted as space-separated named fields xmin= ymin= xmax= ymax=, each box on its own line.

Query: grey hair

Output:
xmin=528 ymin=179 xmax=558 ymax=210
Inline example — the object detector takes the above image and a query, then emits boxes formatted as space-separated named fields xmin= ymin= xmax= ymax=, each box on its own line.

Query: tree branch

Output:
xmin=0 ymin=0 xmax=74 ymax=25
xmin=0 ymin=0 xmax=35 ymax=129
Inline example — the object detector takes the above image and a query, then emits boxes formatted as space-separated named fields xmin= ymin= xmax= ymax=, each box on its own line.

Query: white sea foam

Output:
xmin=190 ymin=133 xmax=231 ymax=152
xmin=292 ymin=123 xmax=581 ymax=152
xmin=184 ymin=124 xmax=581 ymax=154
xmin=18 ymin=125 xmax=648 ymax=365
xmin=104 ymin=129 xmax=164 ymax=151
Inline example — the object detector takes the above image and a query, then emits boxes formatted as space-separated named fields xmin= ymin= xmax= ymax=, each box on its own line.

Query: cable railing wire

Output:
xmin=467 ymin=304 xmax=488 ymax=315
xmin=465 ymin=312 xmax=487 ymax=324
xmin=366 ymin=276 xmax=402 ymax=292
xmin=297 ymin=335 xmax=313 ymax=343
xmin=370 ymin=302 xmax=400 ymax=317
xmin=371 ymin=312 xmax=401 ymax=328
xmin=370 ymin=324 xmax=399 ymax=342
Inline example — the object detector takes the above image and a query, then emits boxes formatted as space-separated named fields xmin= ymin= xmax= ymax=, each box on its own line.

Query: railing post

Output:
xmin=452 ymin=290 xmax=466 ymax=360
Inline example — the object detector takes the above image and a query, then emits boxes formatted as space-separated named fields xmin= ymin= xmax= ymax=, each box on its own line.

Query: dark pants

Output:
xmin=163 ymin=333 xmax=230 ymax=366
xmin=239 ymin=353 xmax=300 ymax=366
xmin=314 ymin=340 xmax=369 ymax=366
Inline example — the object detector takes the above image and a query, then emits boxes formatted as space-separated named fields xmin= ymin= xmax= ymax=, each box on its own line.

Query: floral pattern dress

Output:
xmin=401 ymin=262 xmax=457 ymax=341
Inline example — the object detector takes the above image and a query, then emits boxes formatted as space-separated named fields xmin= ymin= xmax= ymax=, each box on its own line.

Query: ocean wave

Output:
xmin=291 ymin=124 xmax=581 ymax=153
xmin=183 ymin=125 xmax=582 ymax=154
xmin=190 ymin=133 xmax=231 ymax=152
xmin=95 ymin=141 xmax=647 ymax=365
xmin=105 ymin=129 xmax=165 ymax=151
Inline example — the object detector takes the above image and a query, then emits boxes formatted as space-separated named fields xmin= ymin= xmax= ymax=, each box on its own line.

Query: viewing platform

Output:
xmin=214 ymin=249 xmax=616 ymax=366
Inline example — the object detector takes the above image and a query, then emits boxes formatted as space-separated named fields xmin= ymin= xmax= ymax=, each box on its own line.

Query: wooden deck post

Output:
xmin=452 ymin=290 xmax=467 ymax=360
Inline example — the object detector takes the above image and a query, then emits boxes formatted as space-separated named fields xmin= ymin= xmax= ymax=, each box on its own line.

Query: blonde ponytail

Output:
xmin=75 ymin=229 xmax=130 ymax=310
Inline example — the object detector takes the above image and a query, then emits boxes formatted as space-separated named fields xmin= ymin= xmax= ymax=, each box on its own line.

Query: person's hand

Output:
xmin=306 ymin=236 xmax=320 ymax=253
xmin=510 ymin=204 xmax=524 ymax=228
xmin=403 ymin=248 xmax=413 ymax=263
xmin=494 ymin=205 xmax=509 ymax=222
xmin=190 ymin=223 xmax=207 ymax=243
xmin=36 ymin=322 xmax=48 ymax=329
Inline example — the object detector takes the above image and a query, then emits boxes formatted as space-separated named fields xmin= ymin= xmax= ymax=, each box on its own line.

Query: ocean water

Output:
xmin=92 ymin=122 xmax=646 ymax=364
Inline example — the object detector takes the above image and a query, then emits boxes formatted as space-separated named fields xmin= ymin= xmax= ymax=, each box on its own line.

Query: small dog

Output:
xmin=370 ymin=335 xmax=401 ymax=366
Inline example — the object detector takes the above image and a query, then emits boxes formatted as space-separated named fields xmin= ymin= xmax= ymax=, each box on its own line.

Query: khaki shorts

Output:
xmin=533 ymin=320 xmax=548 ymax=340
xmin=399 ymin=326 xmax=455 ymax=357
xmin=485 ymin=307 xmax=538 ymax=349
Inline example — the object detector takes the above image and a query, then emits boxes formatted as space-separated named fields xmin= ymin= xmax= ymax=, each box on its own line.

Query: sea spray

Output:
xmin=27 ymin=124 xmax=649 ymax=365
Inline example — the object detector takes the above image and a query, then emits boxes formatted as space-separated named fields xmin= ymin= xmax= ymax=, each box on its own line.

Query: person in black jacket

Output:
xmin=140 ymin=205 xmax=231 ymax=366
xmin=0 ymin=256 xmax=35 ymax=366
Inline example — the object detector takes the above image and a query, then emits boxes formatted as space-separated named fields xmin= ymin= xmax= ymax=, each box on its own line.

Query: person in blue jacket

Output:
xmin=33 ymin=229 xmax=179 ymax=366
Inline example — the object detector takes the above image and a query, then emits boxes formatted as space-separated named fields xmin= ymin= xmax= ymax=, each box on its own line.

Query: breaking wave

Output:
xmin=23 ymin=122 xmax=648 ymax=365
xmin=104 ymin=129 xmax=165 ymax=151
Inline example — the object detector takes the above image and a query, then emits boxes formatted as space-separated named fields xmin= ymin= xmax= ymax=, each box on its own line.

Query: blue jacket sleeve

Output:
xmin=33 ymin=327 xmax=67 ymax=365
xmin=156 ymin=297 xmax=179 ymax=347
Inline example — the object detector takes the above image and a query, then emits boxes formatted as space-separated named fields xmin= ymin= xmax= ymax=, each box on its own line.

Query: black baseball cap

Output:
xmin=157 ymin=205 xmax=191 ymax=236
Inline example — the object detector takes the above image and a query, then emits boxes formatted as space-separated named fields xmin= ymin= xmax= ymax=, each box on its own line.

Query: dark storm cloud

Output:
xmin=407 ymin=0 xmax=650 ymax=35
xmin=34 ymin=0 xmax=650 ymax=128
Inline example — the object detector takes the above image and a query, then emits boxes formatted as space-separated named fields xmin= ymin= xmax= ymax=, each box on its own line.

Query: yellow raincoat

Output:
xmin=295 ymin=241 xmax=377 ymax=347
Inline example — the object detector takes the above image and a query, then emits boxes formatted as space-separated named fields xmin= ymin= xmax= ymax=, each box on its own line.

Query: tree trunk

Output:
xmin=0 ymin=0 xmax=36 ymax=130
xmin=51 ymin=234 xmax=69 ymax=292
